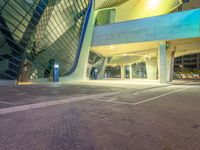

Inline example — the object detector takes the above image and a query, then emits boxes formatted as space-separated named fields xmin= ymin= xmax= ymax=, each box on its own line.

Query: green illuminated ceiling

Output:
xmin=95 ymin=0 xmax=129 ymax=9
xmin=95 ymin=0 xmax=183 ymax=22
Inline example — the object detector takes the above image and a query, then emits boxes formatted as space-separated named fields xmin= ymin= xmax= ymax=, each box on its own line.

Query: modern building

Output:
xmin=174 ymin=53 xmax=200 ymax=79
xmin=174 ymin=53 xmax=200 ymax=72
xmin=0 ymin=0 xmax=200 ymax=84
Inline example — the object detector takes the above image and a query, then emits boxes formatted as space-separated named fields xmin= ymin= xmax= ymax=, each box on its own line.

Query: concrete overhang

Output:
xmin=91 ymin=41 xmax=158 ymax=57
xmin=108 ymin=55 xmax=144 ymax=65
xmin=91 ymin=8 xmax=200 ymax=57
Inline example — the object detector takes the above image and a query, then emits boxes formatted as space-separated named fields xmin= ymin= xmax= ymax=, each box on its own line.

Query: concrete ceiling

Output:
xmin=92 ymin=38 xmax=200 ymax=57
xmin=91 ymin=41 xmax=158 ymax=65
xmin=108 ymin=55 xmax=146 ymax=65
xmin=92 ymin=38 xmax=200 ymax=65
xmin=91 ymin=41 xmax=158 ymax=57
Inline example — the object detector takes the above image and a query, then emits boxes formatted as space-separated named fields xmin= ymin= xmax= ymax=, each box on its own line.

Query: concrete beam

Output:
xmin=92 ymin=8 xmax=200 ymax=47
xmin=175 ymin=49 xmax=200 ymax=57
xmin=170 ymin=39 xmax=200 ymax=52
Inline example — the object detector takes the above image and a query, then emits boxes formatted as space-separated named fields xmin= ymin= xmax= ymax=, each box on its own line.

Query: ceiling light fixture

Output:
xmin=110 ymin=46 xmax=114 ymax=49
xmin=147 ymin=0 xmax=160 ymax=9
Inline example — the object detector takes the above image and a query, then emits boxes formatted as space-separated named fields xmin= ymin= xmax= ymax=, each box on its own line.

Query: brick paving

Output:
xmin=0 ymin=82 xmax=199 ymax=150
xmin=0 ymin=84 xmax=121 ymax=108
xmin=0 ymin=83 xmax=164 ymax=108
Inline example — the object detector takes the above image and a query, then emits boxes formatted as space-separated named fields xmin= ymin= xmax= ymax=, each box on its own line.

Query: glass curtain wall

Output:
xmin=0 ymin=0 xmax=89 ymax=81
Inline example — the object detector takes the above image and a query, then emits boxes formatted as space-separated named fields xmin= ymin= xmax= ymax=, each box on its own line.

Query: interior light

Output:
xmin=110 ymin=46 xmax=114 ymax=49
xmin=147 ymin=0 xmax=160 ymax=9
xmin=123 ymin=53 xmax=127 ymax=56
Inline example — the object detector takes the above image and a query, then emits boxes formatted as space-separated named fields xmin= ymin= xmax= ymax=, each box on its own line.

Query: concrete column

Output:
xmin=166 ymin=51 xmax=175 ymax=82
xmin=145 ymin=57 xmax=157 ymax=80
xmin=121 ymin=65 xmax=125 ymax=79
xmin=158 ymin=42 xmax=167 ymax=84
xmin=98 ymin=57 xmax=108 ymax=79
xmin=129 ymin=64 xmax=133 ymax=79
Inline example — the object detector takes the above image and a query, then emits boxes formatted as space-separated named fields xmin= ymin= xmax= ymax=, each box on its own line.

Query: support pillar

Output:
xmin=145 ymin=57 xmax=157 ymax=80
xmin=60 ymin=0 xmax=95 ymax=81
xmin=166 ymin=51 xmax=175 ymax=82
xmin=158 ymin=42 xmax=167 ymax=84
xmin=121 ymin=65 xmax=125 ymax=79
xmin=98 ymin=57 xmax=108 ymax=79
xmin=129 ymin=64 xmax=133 ymax=79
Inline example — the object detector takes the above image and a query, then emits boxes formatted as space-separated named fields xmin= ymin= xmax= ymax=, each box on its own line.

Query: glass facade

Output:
xmin=0 ymin=0 xmax=89 ymax=81
xmin=174 ymin=53 xmax=200 ymax=79
xmin=132 ymin=62 xmax=147 ymax=79
xmin=105 ymin=66 xmax=121 ymax=78
xmin=174 ymin=53 xmax=200 ymax=72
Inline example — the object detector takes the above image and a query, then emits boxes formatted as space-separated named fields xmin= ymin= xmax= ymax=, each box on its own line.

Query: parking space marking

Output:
xmin=0 ymin=92 xmax=120 ymax=115
xmin=132 ymin=86 xmax=196 ymax=105
xmin=93 ymin=86 xmax=196 ymax=106
xmin=0 ymin=85 xmax=197 ymax=115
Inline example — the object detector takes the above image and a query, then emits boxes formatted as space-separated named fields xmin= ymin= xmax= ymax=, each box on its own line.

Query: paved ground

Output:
xmin=0 ymin=81 xmax=200 ymax=150
xmin=0 ymin=82 xmax=164 ymax=108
